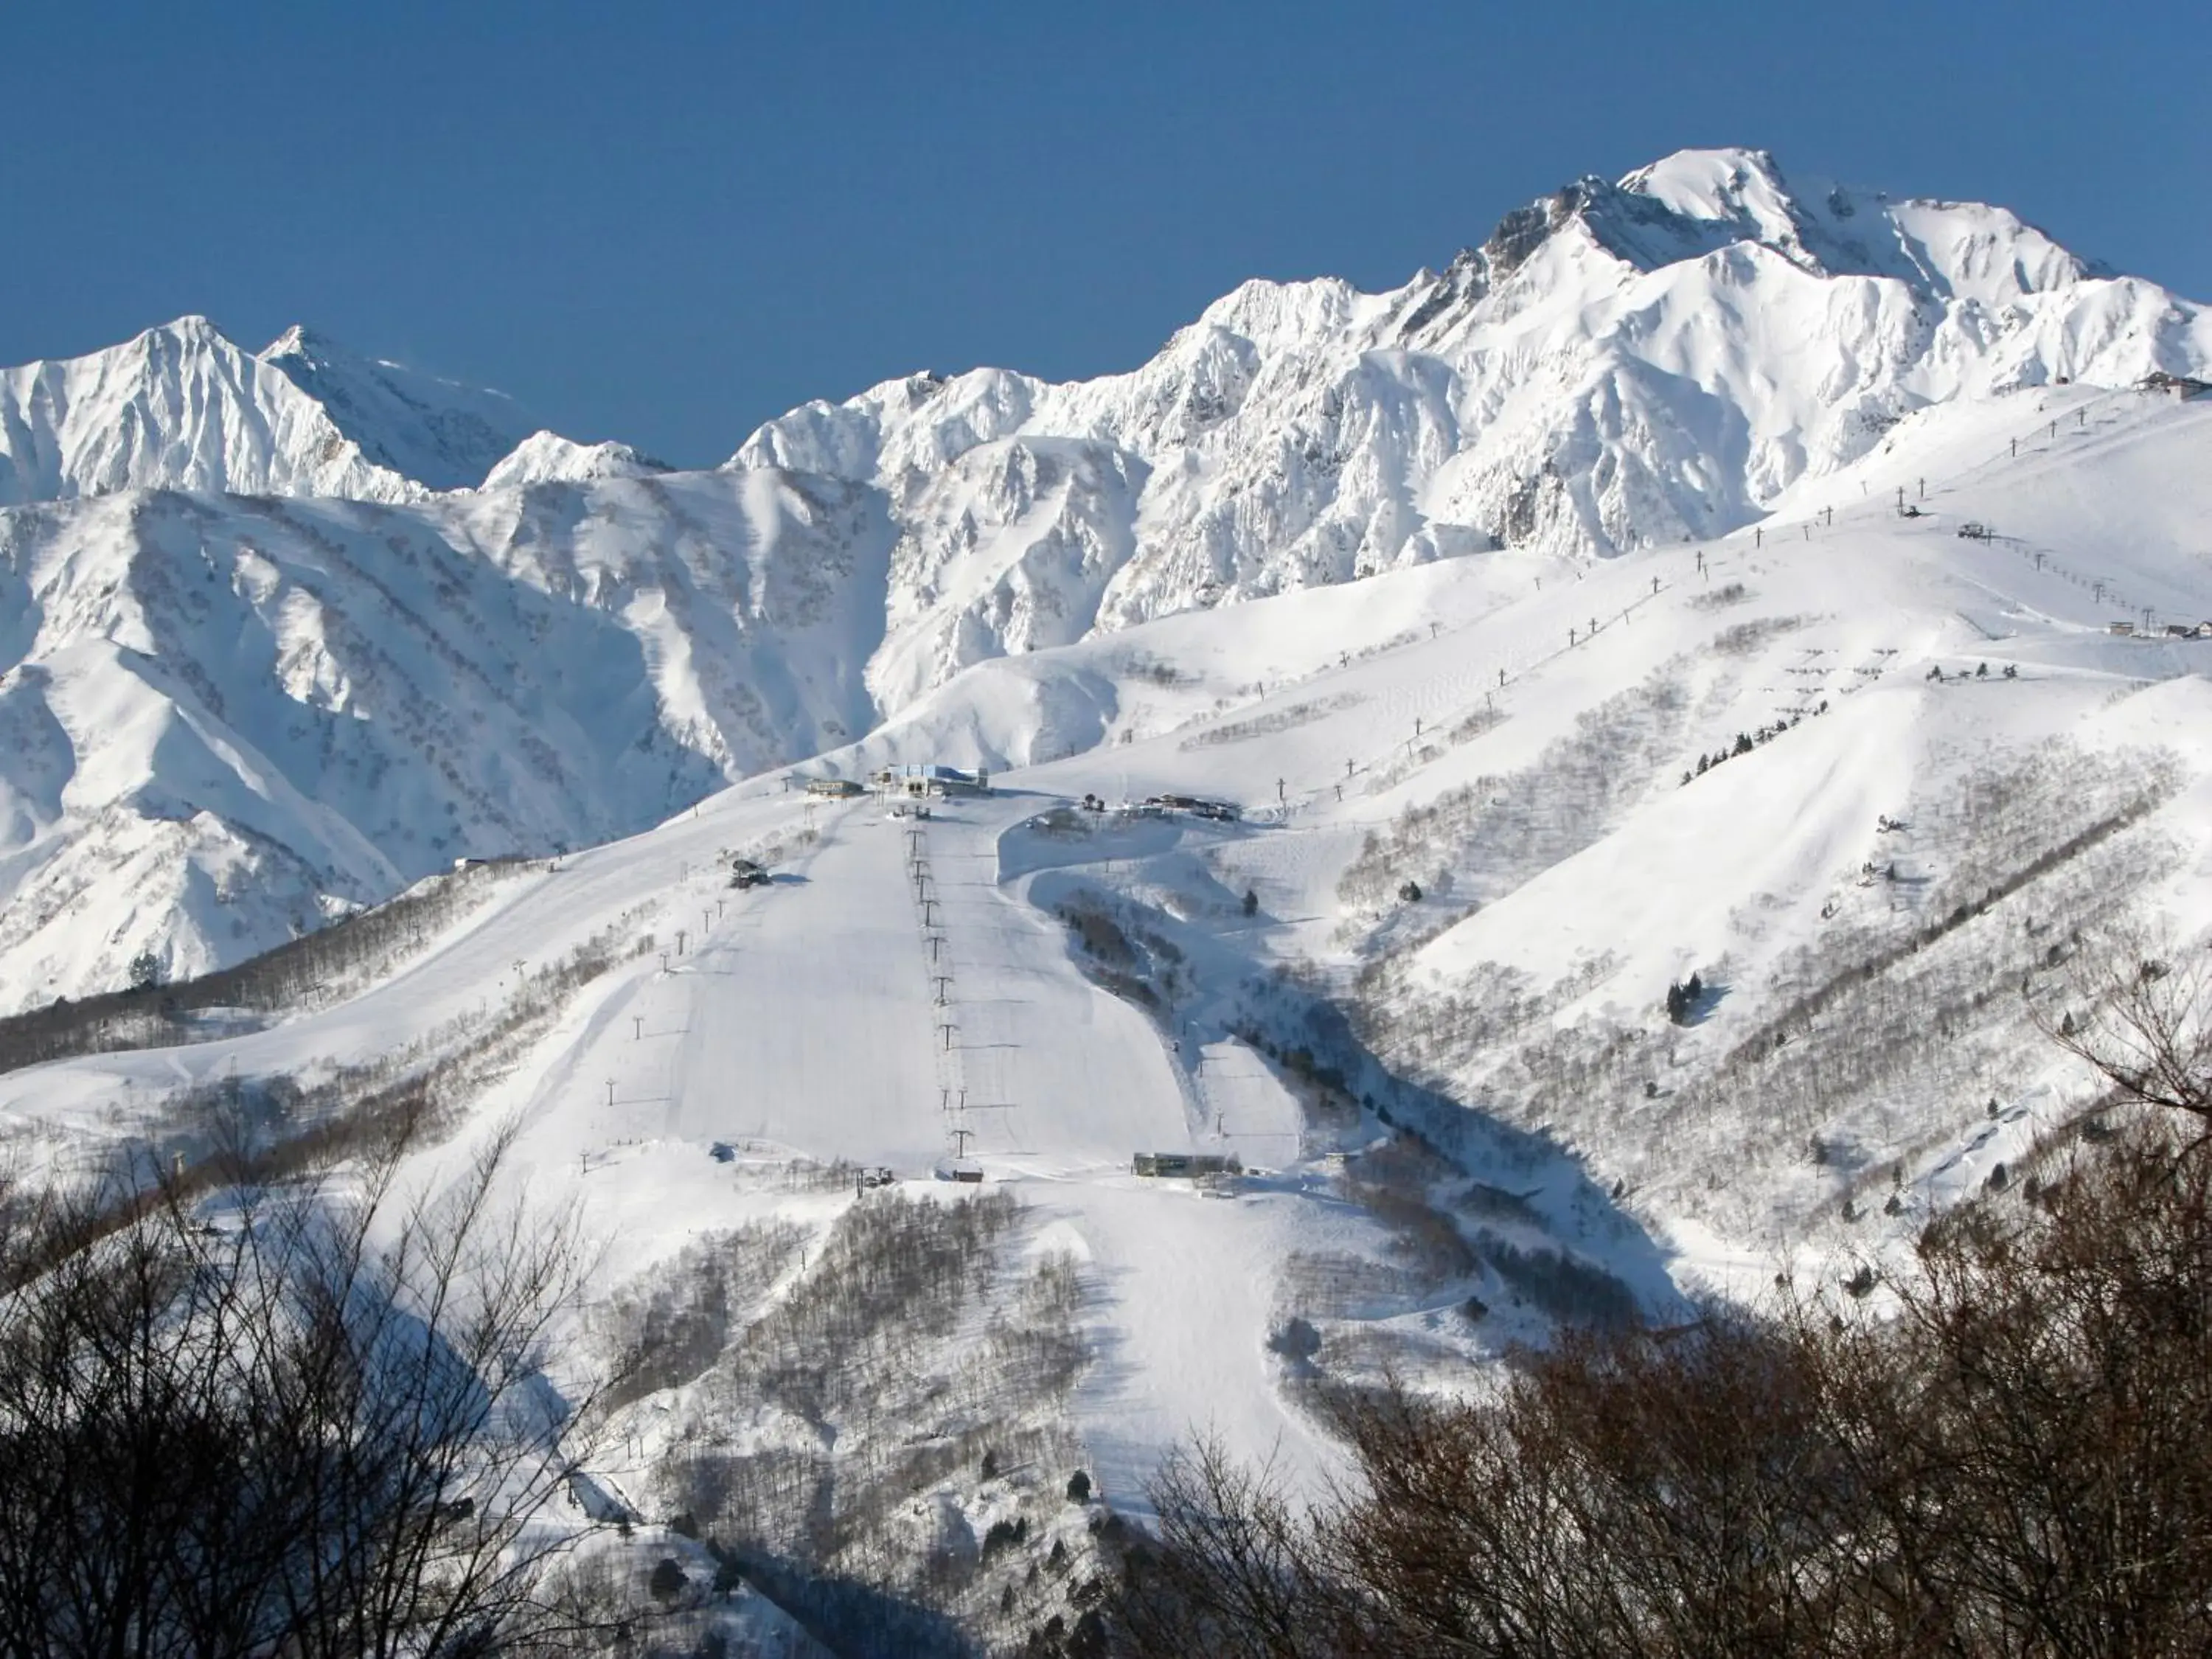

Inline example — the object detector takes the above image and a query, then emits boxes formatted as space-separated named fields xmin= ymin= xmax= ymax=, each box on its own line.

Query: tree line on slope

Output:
xmin=0 ymin=858 xmax=532 ymax=1076
xmin=615 ymin=1188 xmax=1112 ymax=1657
xmin=1110 ymin=946 xmax=2212 ymax=1658
xmin=1334 ymin=662 xmax=1697 ymax=933
xmin=1358 ymin=742 xmax=2180 ymax=1239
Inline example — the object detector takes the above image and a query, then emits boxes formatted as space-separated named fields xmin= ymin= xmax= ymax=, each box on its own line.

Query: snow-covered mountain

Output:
xmin=734 ymin=147 xmax=2212 ymax=711
xmin=481 ymin=429 xmax=671 ymax=490
xmin=3 ymin=145 xmax=2208 ymax=1013
xmin=257 ymin=324 xmax=532 ymax=490
xmin=0 ymin=467 xmax=888 ymax=1006
xmin=0 ymin=316 xmax=532 ymax=505
xmin=7 ymin=380 xmax=2210 ymax=1646
xmin=4 ymin=145 xmax=2212 ymax=1646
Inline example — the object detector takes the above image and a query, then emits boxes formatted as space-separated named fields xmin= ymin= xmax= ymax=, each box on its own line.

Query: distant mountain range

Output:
xmin=1 ymin=146 xmax=2206 ymax=1007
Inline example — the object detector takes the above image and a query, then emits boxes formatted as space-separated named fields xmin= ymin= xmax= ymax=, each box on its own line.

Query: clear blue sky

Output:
xmin=2 ymin=1 xmax=2202 ymax=467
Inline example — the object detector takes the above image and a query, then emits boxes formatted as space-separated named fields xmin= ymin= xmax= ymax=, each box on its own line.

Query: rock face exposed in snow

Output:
xmin=0 ymin=317 xmax=530 ymax=506
xmin=733 ymin=147 xmax=2212 ymax=710
xmin=481 ymin=430 xmax=670 ymax=490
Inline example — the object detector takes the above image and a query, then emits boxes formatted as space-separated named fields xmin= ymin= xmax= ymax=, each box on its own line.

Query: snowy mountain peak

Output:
xmin=156 ymin=312 xmax=226 ymax=343
xmin=0 ymin=316 xmax=421 ymax=506
xmin=727 ymin=147 xmax=2210 ymax=718
xmin=1528 ymin=147 xmax=2101 ymax=306
xmin=258 ymin=322 xmax=330 ymax=357
xmin=480 ymin=430 xmax=671 ymax=490
xmin=1190 ymin=274 xmax=1374 ymax=355
xmin=256 ymin=324 xmax=531 ymax=490
xmin=1615 ymin=145 xmax=1806 ymax=241
xmin=0 ymin=316 xmax=532 ymax=509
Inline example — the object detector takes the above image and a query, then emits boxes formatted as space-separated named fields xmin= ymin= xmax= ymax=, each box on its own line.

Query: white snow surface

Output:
xmin=0 ymin=317 xmax=531 ymax=506
xmin=481 ymin=430 xmax=671 ymax=490
xmin=4 ymin=376 xmax=2209 ymax=1519
xmin=257 ymin=324 xmax=532 ymax=490
xmin=0 ymin=374 xmax=2194 ymax=1557
xmin=0 ymin=467 xmax=890 ymax=1007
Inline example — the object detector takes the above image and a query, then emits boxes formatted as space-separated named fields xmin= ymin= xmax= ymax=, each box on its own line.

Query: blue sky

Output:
xmin=1 ymin=1 xmax=2201 ymax=467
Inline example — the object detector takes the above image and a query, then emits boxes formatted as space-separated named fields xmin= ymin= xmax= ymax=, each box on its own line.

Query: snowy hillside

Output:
xmin=2 ymin=358 xmax=2209 ymax=1645
xmin=0 ymin=467 xmax=890 ymax=1009
xmin=0 ymin=316 xmax=530 ymax=504
xmin=734 ymin=147 xmax=2212 ymax=712
xmin=768 ymin=375 xmax=2212 ymax=1299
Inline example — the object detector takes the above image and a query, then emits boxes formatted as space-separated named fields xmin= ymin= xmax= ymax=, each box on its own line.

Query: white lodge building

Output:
xmin=872 ymin=762 xmax=992 ymax=799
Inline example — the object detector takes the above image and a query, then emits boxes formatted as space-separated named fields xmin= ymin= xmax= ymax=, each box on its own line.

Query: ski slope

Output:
xmin=0 ymin=773 xmax=1406 ymax=1502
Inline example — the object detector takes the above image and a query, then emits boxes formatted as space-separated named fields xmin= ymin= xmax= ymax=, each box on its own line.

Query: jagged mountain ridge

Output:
xmin=733 ymin=147 xmax=2211 ymax=713
xmin=1 ymin=317 xmax=420 ymax=506
xmin=2 ymin=145 xmax=2208 ymax=1008
xmin=257 ymin=325 xmax=534 ymax=491
xmin=0 ymin=316 xmax=544 ymax=505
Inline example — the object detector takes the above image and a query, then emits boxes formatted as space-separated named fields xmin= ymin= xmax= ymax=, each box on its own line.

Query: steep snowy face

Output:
xmin=0 ymin=318 xmax=532 ymax=506
xmin=0 ymin=318 xmax=424 ymax=506
xmin=0 ymin=468 xmax=891 ymax=1009
xmin=258 ymin=326 xmax=532 ymax=490
xmin=449 ymin=467 xmax=894 ymax=772
xmin=866 ymin=437 xmax=1145 ymax=715
xmin=480 ymin=430 xmax=670 ymax=490
xmin=731 ymin=147 xmax=2212 ymax=710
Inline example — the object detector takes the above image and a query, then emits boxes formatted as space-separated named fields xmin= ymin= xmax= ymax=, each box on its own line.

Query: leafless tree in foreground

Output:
xmin=0 ymin=1108 xmax=619 ymax=1658
xmin=2043 ymin=929 xmax=2212 ymax=1138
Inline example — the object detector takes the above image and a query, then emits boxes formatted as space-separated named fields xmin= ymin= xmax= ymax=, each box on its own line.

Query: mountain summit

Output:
xmin=0 ymin=317 xmax=531 ymax=505
xmin=0 ymin=146 xmax=2206 ymax=1006
xmin=732 ymin=145 xmax=2208 ymax=711
xmin=256 ymin=324 xmax=531 ymax=490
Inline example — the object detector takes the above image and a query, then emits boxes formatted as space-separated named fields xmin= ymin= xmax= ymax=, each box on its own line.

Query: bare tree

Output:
xmin=1116 ymin=1437 xmax=1348 ymax=1659
xmin=2045 ymin=931 xmax=2212 ymax=1137
xmin=0 ymin=1110 xmax=618 ymax=1658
